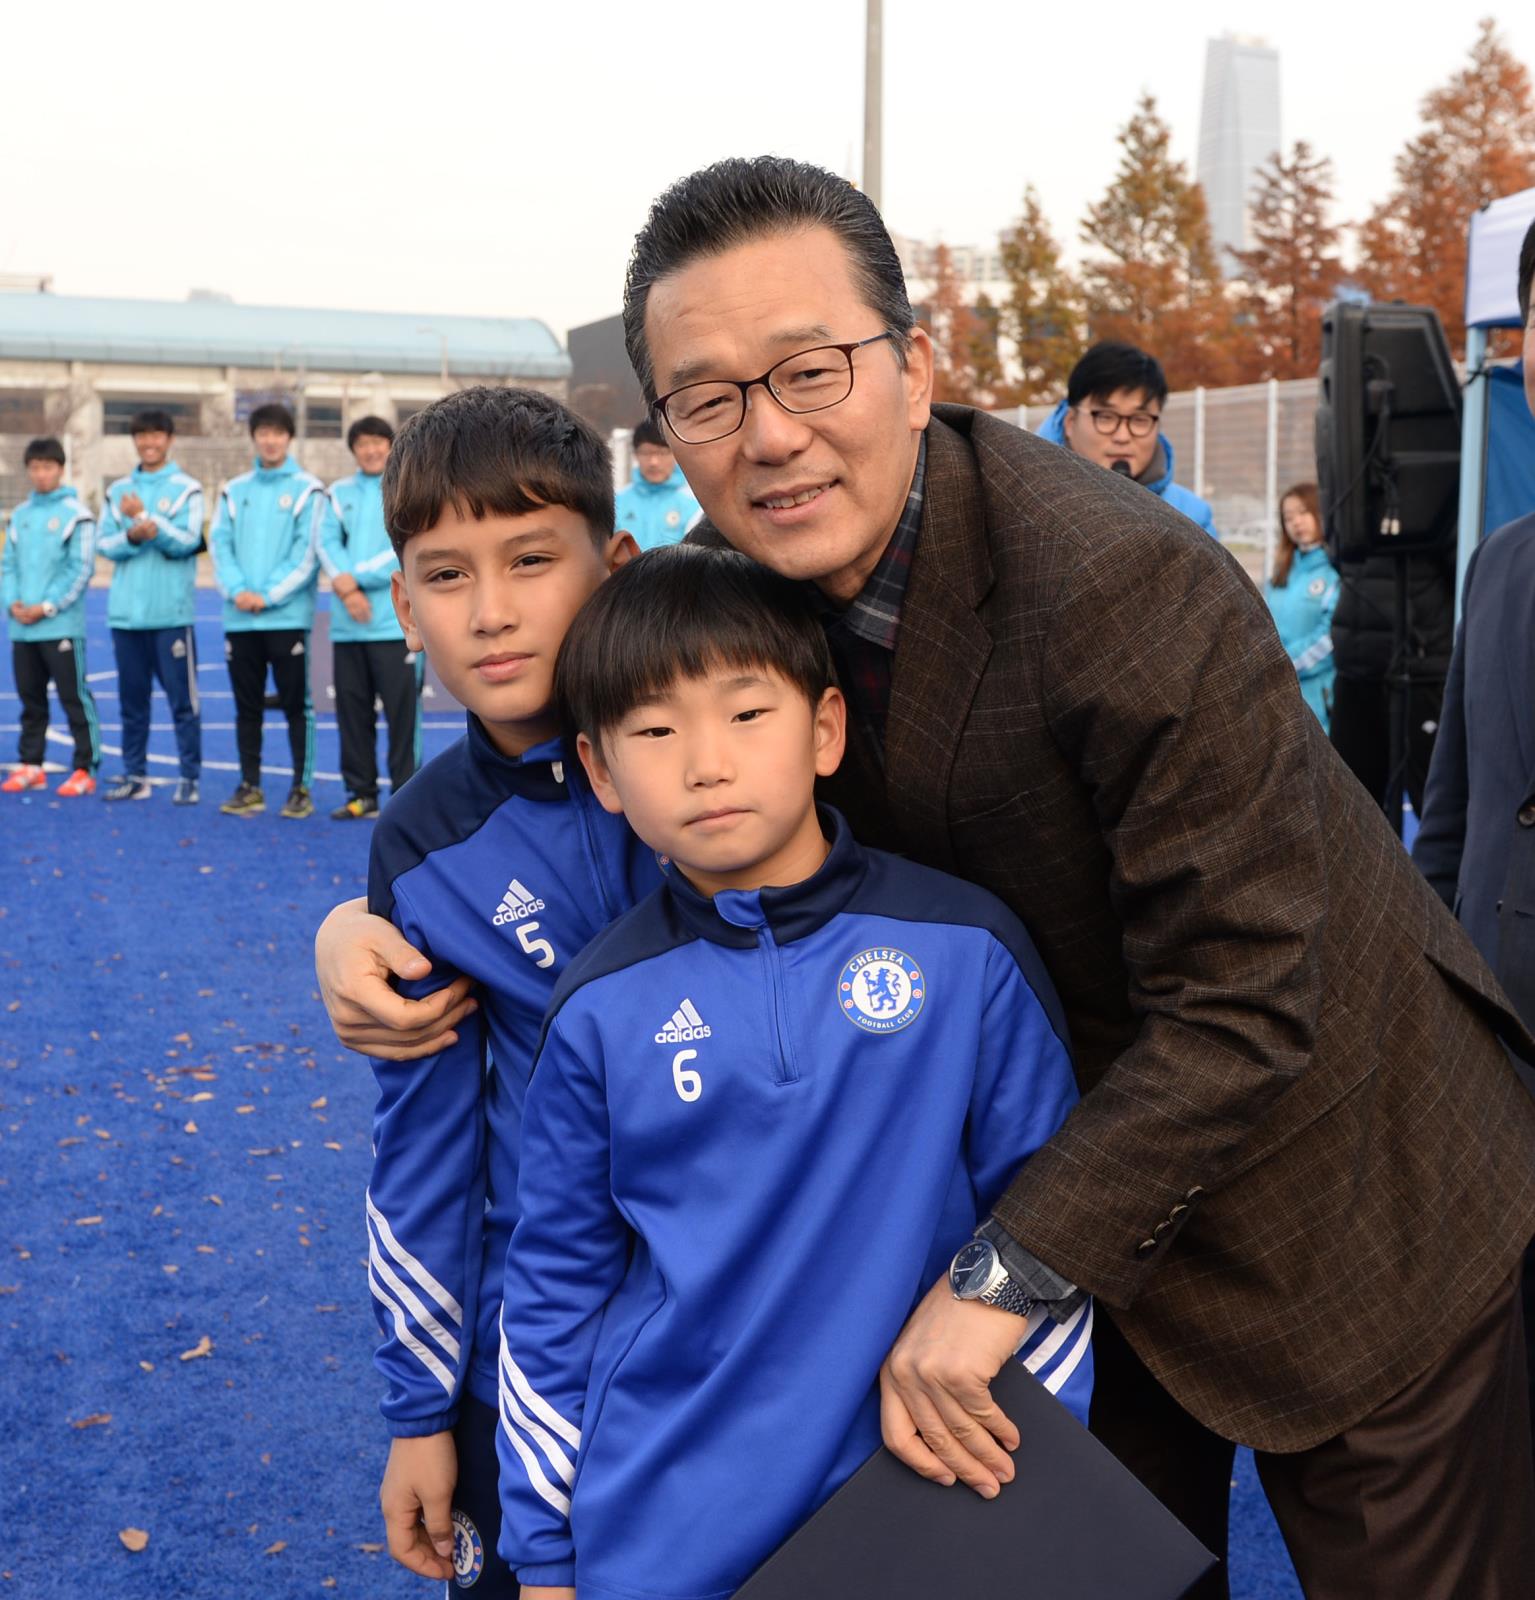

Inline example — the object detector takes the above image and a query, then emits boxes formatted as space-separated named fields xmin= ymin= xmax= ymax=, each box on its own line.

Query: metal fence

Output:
xmin=1005 ymin=377 xmax=1322 ymax=577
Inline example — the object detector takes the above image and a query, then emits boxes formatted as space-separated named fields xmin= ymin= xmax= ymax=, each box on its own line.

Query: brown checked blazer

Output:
xmin=705 ymin=405 xmax=1535 ymax=1452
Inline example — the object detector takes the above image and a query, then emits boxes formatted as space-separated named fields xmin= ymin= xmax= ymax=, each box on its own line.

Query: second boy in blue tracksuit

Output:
xmin=210 ymin=402 xmax=326 ymax=819
xmin=319 ymin=415 xmax=423 ymax=820
xmin=98 ymin=408 xmax=204 ymax=804
xmin=496 ymin=547 xmax=1090 ymax=1600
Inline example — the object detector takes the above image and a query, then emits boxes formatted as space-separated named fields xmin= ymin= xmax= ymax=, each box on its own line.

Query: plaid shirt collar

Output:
xmin=808 ymin=435 xmax=926 ymax=650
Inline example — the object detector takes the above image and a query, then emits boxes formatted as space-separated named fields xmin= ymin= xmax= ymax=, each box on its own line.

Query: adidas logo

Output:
xmin=171 ymin=638 xmax=186 ymax=659
xmin=492 ymin=878 xmax=546 ymax=926
xmin=655 ymin=998 xmax=711 ymax=1044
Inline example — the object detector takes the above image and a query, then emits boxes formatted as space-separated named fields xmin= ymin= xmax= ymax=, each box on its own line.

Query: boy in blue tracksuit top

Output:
xmin=209 ymin=402 xmax=326 ymax=819
xmin=97 ymin=408 xmax=205 ymax=804
xmin=1 ymin=436 xmax=100 ymax=796
xmin=318 ymin=415 xmax=424 ymax=820
xmin=612 ymin=417 xmax=701 ymax=550
xmin=362 ymin=387 xmax=646 ymax=1595
xmin=497 ymin=546 xmax=1090 ymax=1600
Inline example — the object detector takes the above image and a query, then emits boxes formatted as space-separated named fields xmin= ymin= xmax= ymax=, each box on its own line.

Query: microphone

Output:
xmin=1111 ymin=460 xmax=1132 ymax=476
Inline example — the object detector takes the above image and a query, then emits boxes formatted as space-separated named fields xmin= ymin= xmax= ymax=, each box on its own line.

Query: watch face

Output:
xmin=950 ymin=1240 xmax=997 ymax=1299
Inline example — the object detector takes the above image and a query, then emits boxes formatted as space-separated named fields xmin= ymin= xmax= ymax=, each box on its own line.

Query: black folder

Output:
xmin=734 ymin=1358 xmax=1216 ymax=1600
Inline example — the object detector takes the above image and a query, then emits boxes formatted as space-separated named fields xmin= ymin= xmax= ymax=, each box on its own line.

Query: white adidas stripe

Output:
xmin=1022 ymin=1299 xmax=1088 ymax=1376
xmin=1042 ymin=1301 xmax=1094 ymax=1397
xmin=499 ymin=1332 xmax=582 ymax=1449
xmin=499 ymin=1391 xmax=572 ymax=1517
xmin=365 ymin=1192 xmax=464 ymax=1324
xmin=680 ymin=998 xmax=705 ymax=1029
xmin=367 ymin=1231 xmax=461 ymax=1364
xmin=369 ymin=1266 xmax=456 ymax=1396
xmin=498 ymin=1342 xmax=577 ymax=1485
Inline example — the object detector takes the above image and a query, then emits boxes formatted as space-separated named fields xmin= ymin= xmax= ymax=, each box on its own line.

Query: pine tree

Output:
xmin=1232 ymin=141 xmax=1344 ymax=378
xmin=926 ymin=243 xmax=982 ymax=405
xmin=1078 ymin=93 xmax=1248 ymax=387
xmin=1356 ymin=17 xmax=1535 ymax=354
xmin=997 ymin=186 xmax=1082 ymax=402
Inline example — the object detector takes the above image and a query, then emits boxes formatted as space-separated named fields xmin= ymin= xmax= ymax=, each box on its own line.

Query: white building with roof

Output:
xmin=0 ymin=290 xmax=570 ymax=510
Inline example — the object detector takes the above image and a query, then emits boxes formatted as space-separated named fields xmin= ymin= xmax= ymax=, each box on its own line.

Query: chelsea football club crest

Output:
xmin=839 ymin=948 xmax=925 ymax=1034
xmin=1308 ymin=576 xmax=1326 ymax=598
xmin=47 ymin=517 xmax=60 ymax=531
xmin=278 ymin=493 xmax=293 ymax=509
xmin=451 ymin=1509 xmax=485 ymax=1587
xmin=157 ymin=497 xmax=171 ymax=512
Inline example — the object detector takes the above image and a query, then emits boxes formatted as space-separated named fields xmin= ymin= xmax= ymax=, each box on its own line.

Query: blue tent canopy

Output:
xmin=1457 ymin=186 xmax=1535 ymax=612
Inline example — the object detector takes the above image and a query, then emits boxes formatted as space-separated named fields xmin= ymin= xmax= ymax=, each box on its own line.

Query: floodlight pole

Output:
xmin=863 ymin=0 xmax=882 ymax=210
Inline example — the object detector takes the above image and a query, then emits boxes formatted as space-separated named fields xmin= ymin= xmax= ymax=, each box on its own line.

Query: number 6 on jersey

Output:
xmin=672 ymin=1048 xmax=702 ymax=1102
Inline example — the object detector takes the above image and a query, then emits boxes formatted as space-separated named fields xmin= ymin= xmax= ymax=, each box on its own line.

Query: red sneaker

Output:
xmin=2 ymin=764 xmax=47 ymax=792
xmin=55 ymin=769 xmax=96 ymax=797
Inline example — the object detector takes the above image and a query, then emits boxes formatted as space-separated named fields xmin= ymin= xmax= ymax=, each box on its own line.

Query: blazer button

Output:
xmin=1136 ymin=1238 xmax=1158 ymax=1255
xmin=1185 ymin=1185 xmax=1206 ymax=1201
xmin=1518 ymin=802 xmax=1535 ymax=828
xmin=1169 ymin=1203 xmax=1188 ymax=1220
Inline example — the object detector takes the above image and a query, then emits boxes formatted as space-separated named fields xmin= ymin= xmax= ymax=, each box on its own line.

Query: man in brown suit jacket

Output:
xmin=317 ymin=159 xmax=1535 ymax=1597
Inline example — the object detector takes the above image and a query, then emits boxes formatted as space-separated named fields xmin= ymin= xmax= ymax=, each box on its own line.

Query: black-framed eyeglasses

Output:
xmin=1077 ymin=404 xmax=1161 ymax=439
xmin=653 ymin=332 xmax=898 ymax=445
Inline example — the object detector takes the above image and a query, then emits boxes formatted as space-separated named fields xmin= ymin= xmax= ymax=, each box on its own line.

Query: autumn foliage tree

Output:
xmin=1079 ymin=93 xmax=1247 ymax=387
xmin=924 ymin=243 xmax=995 ymax=405
xmin=1231 ymin=141 xmax=1345 ymax=378
xmin=997 ymin=186 xmax=1082 ymax=403
xmin=1356 ymin=17 xmax=1535 ymax=354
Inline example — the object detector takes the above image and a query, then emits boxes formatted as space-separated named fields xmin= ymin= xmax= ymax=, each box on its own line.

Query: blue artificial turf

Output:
xmin=0 ymin=591 xmax=1301 ymax=1598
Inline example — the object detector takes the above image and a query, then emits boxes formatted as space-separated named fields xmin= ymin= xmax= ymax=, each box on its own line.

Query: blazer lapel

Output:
xmin=882 ymin=418 xmax=995 ymax=869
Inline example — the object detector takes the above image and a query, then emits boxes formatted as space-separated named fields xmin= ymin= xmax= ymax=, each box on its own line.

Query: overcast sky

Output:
xmin=2 ymin=0 xmax=1527 ymax=340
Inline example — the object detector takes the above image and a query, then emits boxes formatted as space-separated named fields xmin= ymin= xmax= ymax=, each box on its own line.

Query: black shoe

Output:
xmin=280 ymin=785 xmax=314 ymax=820
xmin=103 ymin=775 xmax=151 ymax=802
xmin=220 ymin=782 xmax=264 ymax=816
xmin=172 ymin=779 xmax=200 ymax=806
xmin=330 ymin=795 xmax=380 ymax=820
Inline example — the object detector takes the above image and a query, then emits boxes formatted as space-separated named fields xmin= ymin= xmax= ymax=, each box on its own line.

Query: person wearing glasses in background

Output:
xmin=1038 ymin=342 xmax=1220 ymax=539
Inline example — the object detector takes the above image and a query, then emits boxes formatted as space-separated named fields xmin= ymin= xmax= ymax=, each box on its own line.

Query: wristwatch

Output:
xmin=40 ymin=601 xmax=57 ymax=619
xmin=949 ymin=1238 xmax=1036 ymax=1317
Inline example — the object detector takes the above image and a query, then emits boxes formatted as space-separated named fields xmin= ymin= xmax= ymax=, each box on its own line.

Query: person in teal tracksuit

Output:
xmin=1037 ymin=342 xmax=1220 ymax=539
xmin=1 ymin=437 xmax=100 ymax=796
xmin=98 ymin=408 xmax=205 ymax=805
xmin=1263 ymin=482 xmax=1341 ymax=733
xmin=209 ymin=403 xmax=326 ymax=819
xmin=318 ymin=415 xmax=422 ymax=820
xmin=613 ymin=418 xmax=700 ymax=550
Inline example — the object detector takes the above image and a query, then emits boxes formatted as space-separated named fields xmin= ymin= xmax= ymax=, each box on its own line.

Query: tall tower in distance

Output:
xmin=1198 ymin=34 xmax=1281 ymax=275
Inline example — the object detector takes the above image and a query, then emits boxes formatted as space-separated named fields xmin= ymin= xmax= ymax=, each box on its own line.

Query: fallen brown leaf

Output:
xmin=179 ymin=1335 xmax=213 ymax=1361
xmin=310 ymin=1096 xmax=328 ymax=1109
xmin=182 ymin=1122 xmax=198 ymax=1135
xmin=118 ymin=1528 xmax=149 ymax=1552
xmin=263 ymin=1541 xmax=286 ymax=1556
xmin=187 ymin=1092 xmax=213 ymax=1104
xmin=71 ymin=1413 xmax=112 ymax=1429
xmin=74 ymin=1216 xmax=103 ymax=1226
xmin=354 ymin=1542 xmax=384 ymax=1553
xmin=138 ymin=1361 xmax=154 ymax=1372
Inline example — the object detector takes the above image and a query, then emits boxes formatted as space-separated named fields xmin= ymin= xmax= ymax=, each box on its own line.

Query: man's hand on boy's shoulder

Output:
xmin=521 ymin=1589 xmax=576 ymax=1600
xmin=380 ymin=1431 xmax=458 ymax=1580
xmin=315 ymin=896 xmax=478 ymax=1060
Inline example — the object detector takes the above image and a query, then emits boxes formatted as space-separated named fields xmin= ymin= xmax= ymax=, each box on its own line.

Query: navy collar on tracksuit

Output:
xmin=660 ymin=806 xmax=868 ymax=950
xmin=463 ymin=714 xmax=573 ymax=803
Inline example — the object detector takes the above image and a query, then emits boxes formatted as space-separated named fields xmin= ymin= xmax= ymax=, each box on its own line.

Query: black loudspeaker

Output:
xmin=1315 ymin=301 xmax=1462 ymax=563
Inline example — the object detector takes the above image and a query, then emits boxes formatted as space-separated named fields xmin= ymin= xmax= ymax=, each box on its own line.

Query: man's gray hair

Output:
xmin=622 ymin=156 xmax=915 ymax=404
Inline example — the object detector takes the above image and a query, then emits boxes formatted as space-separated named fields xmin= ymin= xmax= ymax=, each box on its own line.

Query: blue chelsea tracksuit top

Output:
xmin=98 ymin=463 xmax=204 ymax=630
xmin=318 ymin=470 xmax=405 ymax=643
xmin=496 ymin=810 xmax=1091 ymax=1599
xmin=209 ymin=454 xmax=327 ymax=632
xmin=2 ymin=485 xmax=96 ymax=643
xmin=365 ymin=716 xmax=662 ymax=1436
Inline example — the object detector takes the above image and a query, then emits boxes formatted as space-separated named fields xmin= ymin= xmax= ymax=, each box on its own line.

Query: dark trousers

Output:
xmin=1329 ymin=674 xmax=1444 ymax=816
xmin=446 ymin=1396 xmax=519 ymax=1595
xmin=333 ymin=640 xmax=422 ymax=801
xmin=1091 ymin=1269 xmax=1535 ymax=1599
xmin=225 ymin=628 xmax=312 ymax=789
xmin=112 ymin=625 xmax=201 ymax=781
xmin=12 ymin=637 xmax=99 ymax=771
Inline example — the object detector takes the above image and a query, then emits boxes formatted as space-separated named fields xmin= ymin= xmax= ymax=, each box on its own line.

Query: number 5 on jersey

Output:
xmin=516 ymin=920 xmax=554 ymax=968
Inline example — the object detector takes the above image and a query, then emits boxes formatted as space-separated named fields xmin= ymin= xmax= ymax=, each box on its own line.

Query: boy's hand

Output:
xmin=234 ymin=590 xmax=267 ymax=612
xmin=879 ymin=1274 xmax=1029 ymax=1499
xmin=127 ymin=520 xmax=157 ymax=544
xmin=120 ymin=492 xmax=144 ymax=518
xmin=521 ymin=1589 xmax=576 ymax=1599
xmin=379 ymin=1431 xmax=458 ymax=1580
xmin=342 ymin=589 xmax=373 ymax=624
xmin=315 ymin=896 xmax=477 ymax=1059
xmin=15 ymin=603 xmax=45 ymax=624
